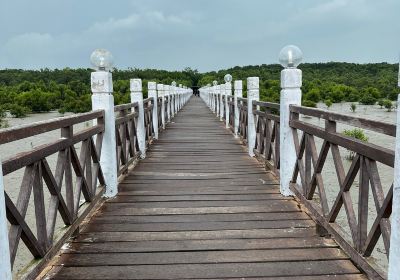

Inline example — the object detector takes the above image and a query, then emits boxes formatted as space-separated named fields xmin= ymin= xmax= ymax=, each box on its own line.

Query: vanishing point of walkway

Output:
xmin=46 ymin=98 xmax=366 ymax=279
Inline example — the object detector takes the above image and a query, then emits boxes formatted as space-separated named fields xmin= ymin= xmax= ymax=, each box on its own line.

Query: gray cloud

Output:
xmin=0 ymin=0 xmax=399 ymax=71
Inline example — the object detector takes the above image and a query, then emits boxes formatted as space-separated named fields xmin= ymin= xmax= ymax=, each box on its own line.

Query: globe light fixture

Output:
xmin=213 ymin=80 xmax=218 ymax=86
xmin=207 ymin=83 xmax=211 ymax=87
xmin=171 ymin=81 xmax=177 ymax=86
xmin=224 ymin=74 xmax=232 ymax=83
xmin=278 ymin=45 xmax=303 ymax=68
xmin=90 ymin=48 xmax=114 ymax=71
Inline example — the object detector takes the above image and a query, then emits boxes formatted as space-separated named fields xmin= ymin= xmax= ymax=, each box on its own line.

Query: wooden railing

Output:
xmin=157 ymin=96 xmax=163 ymax=130
xmin=253 ymin=101 xmax=280 ymax=175
xmin=143 ymin=97 xmax=155 ymax=146
xmin=289 ymin=105 xmax=393 ymax=279
xmin=227 ymin=95 xmax=235 ymax=133
xmin=0 ymin=111 xmax=105 ymax=277
xmin=237 ymin=97 xmax=248 ymax=142
xmin=114 ymin=103 xmax=140 ymax=176
xmin=202 ymin=83 xmax=394 ymax=279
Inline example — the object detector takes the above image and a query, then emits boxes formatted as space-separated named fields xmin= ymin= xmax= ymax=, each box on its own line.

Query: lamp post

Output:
xmin=224 ymin=74 xmax=232 ymax=128
xmin=279 ymin=45 xmax=303 ymax=196
xmin=90 ymin=49 xmax=118 ymax=198
xmin=213 ymin=81 xmax=218 ymax=114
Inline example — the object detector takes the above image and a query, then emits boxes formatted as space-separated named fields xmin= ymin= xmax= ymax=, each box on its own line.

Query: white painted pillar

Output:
xmin=165 ymin=85 xmax=171 ymax=122
xmin=158 ymin=84 xmax=165 ymax=129
xmin=388 ymin=63 xmax=400 ymax=279
xmin=91 ymin=71 xmax=118 ymax=197
xmin=148 ymin=82 xmax=159 ymax=139
xmin=170 ymin=86 xmax=175 ymax=118
xmin=225 ymin=81 xmax=232 ymax=128
xmin=247 ymin=77 xmax=259 ymax=157
xmin=279 ymin=68 xmax=302 ymax=196
xmin=130 ymin=79 xmax=146 ymax=158
xmin=219 ymin=84 xmax=225 ymax=121
xmin=234 ymin=80 xmax=243 ymax=137
xmin=0 ymin=160 xmax=11 ymax=279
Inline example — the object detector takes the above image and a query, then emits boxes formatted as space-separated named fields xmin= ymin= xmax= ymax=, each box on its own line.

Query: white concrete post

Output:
xmin=279 ymin=68 xmax=302 ymax=196
xmin=247 ymin=77 xmax=259 ymax=157
xmin=0 ymin=160 xmax=11 ymax=279
xmin=219 ymin=84 xmax=225 ymax=121
xmin=91 ymin=71 xmax=118 ymax=197
xmin=225 ymin=81 xmax=232 ymax=128
xmin=176 ymin=86 xmax=179 ymax=113
xmin=170 ymin=86 xmax=175 ymax=118
xmin=165 ymin=85 xmax=171 ymax=122
xmin=130 ymin=79 xmax=146 ymax=158
xmin=148 ymin=82 xmax=159 ymax=139
xmin=215 ymin=86 xmax=219 ymax=116
xmin=179 ymin=84 xmax=183 ymax=109
xmin=234 ymin=80 xmax=243 ymax=137
xmin=158 ymin=84 xmax=165 ymax=128
xmin=388 ymin=62 xmax=400 ymax=279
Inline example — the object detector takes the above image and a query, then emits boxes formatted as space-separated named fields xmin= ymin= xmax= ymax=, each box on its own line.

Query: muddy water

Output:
xmin=303 ymin=102 xmax=395 ymax=272
xmin=1 ymin=103 xmax=395 ymax=277
xmin=0 ymin=111 xmax=93 ymax=278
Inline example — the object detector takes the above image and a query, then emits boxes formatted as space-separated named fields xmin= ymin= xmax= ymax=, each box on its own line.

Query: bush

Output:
xmin=383 ymin=99 xmax=394 ymax=112
xmin=359 ymin=94 xmax=376 ymax=105
xmin=342 ymin=128 xmax=368 ymax=160
xmin=378 ymin=99 xmax=385 ymax=108
xmin=8 ymin=104 xmax=30 ymax=118
xmin=302 ymin=100 xmax=316 ymax=108
xmin=325 ymin=99 xmax=333 ymax=109
xmin=350 ymin=103 xmax=357 ymax=112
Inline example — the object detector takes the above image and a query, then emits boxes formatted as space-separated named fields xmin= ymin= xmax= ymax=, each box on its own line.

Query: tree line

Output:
xmin=0 ymin=62 xmax=398 ymax=120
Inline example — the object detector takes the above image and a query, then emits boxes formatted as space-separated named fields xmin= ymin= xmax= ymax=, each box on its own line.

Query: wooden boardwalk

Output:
xmin=46 ymin=97 xmax=366 ymax=279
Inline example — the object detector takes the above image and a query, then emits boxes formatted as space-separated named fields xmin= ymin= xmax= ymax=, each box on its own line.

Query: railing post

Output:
xmin=247 ymin=77 xmax=259 ymax=157
xmin=158 ymin=84 xmax=165 ymax=128
xmin=234 ymin=80 xmax=243 ymax=137
xmin=91 ymin=70 xmax=118 ymax=197
xmin=215 ymin=84 xmax=219 ymax=116
xmin=388 ymin=62 xmax=400 ymax=279
xmin=278 ymin=45 xmax=303 ymax=196
xmin=0 ymin=159 xmax=11 ymax=279
xmin=148 ymin=82 xmax=159 ymax=139
xmin=219 ymin=84 xmax=225 ymax=121
xmin=165 ymin=85 xmax=171 ymax=122
xmin=170 ymin=84 xmax=175 ymax=118
xmin=225 ymin=74 xmax=232 ymax=128
xmin=130 ymin=78 xmax=146 ymax=158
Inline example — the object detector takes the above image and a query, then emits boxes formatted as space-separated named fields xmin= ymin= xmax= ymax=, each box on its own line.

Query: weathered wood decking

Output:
xmin=45 ymin=97 xmax=366 ymax=279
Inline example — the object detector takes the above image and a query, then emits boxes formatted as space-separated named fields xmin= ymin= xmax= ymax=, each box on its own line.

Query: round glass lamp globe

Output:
xmin=90 ymin=49 xmax=114 ymax=71
xmin=278 ymin=45 xmax=303 ymax=68
xmin=171 ymin=81 xmax=177 ymax=86
xmin=213 ymin=80 xmax=218 ymax=86
xmin=224 ymin=74 xmax=232 ymax=83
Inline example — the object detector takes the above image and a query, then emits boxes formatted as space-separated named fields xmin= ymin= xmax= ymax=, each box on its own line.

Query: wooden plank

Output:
xmin=83 ymin=220 xmax=315 ymax=232
xmin=67 ymin=237 xmax=338 ymax=253
xmin=48 ymin=260 xmax=360 ymax=279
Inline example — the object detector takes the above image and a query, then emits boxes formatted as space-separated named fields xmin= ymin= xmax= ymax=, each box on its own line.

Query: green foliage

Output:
xmin=378 ymin=99 xmax=385 ymax=108
xmin=350 ymin=103 xmax=357 ymax=112
xmin=343 ymin=128 xmax=368 ymax=142
xmin=302 ymin=100 xmax=316 ymax=108
xmin=325 ymin=99 xmax=333 ymax=109
xmin=8 ymin=104 xmax=30 ymax=118
xmin=342 ymin=128 xmax=368 ymax=160
xmin=0 ymin=62 xmax=398 ymax=113
xmin=0 ymin=107 xmax=9 ymax=128
xmin=383 ymin=99 xmax=394 ymax=111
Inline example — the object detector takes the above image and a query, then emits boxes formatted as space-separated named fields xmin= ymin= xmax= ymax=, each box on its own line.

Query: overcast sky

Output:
xmin=0 ymin=0 xmax=399 ymax=72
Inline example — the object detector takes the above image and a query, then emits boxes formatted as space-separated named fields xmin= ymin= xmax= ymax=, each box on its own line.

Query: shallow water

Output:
xmin=1 ymin=102 xmax=395 ymax=276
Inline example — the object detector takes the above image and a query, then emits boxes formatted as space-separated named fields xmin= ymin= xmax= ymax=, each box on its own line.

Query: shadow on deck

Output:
xmin=45 ymin=98 xmax=366 ymax=279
